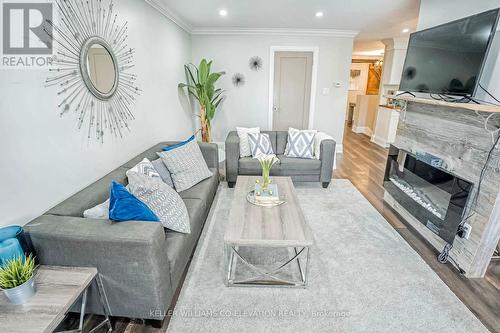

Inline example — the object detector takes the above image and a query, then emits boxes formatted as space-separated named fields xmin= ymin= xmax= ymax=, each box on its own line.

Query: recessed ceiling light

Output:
xmin=219 ymin=9 xmax=228 ymax=17
xmin=402 ymin=28 xmax=410 ymax=33
xmin=315 ymin=11 xmax=324 ymax=18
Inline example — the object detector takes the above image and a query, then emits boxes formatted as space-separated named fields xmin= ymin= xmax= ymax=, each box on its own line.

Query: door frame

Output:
xmin=268 ymin=46 xmax=319 ymax=130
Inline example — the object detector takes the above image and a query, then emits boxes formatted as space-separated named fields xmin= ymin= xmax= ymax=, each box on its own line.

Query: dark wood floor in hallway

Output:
xmin=333 ymin=127 xmax=500 ymax=333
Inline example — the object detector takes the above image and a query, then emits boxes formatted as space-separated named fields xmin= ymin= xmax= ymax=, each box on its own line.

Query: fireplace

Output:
xmin=384 ymin=146 xmax=473 ymax=245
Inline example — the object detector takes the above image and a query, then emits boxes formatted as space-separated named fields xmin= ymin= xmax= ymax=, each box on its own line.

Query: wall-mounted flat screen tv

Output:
xmin=400 ymin=8 xmax=500 ymax=97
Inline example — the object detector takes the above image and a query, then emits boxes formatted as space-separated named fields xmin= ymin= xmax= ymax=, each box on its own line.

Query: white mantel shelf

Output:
xmin=385 ymin=95 xmax=500 ymax=114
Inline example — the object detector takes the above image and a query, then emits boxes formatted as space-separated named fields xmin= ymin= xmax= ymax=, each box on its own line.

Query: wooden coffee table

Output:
xmin=224 ymin=176 xmax=313 ymax=287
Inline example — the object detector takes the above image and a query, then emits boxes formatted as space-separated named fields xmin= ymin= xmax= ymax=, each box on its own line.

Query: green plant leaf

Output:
xmin=0 ymin=254 xmax=36 ymax=290
xmin=198 ymin=59 xmax=209 ymax=83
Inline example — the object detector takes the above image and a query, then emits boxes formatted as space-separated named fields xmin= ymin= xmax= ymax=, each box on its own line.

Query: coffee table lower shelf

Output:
xmin=224 ymin=244 xmax=311 ymax=288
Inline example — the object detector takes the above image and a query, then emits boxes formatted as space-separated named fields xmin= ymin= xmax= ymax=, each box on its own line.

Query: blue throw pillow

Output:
xmin=162 ymin=135 xmax=195 ymax=152
xmin=108 ymin=181 xmax=160 ymax=222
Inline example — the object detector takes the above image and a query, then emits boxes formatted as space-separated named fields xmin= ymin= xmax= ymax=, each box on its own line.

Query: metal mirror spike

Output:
xmin=45 ymin=0 xmax=141 ymax=143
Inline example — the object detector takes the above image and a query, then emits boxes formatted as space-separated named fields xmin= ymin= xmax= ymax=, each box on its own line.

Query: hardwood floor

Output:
xmin=60 ymin=128 xmax=500 ymax=333
xmin=333 ymin=127 xmax=500 ymax=333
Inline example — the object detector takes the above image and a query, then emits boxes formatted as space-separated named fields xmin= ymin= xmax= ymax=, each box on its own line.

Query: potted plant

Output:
xmin=179 ymin=59 xmax=225 ymax=143
xmin=0 ymin=254 xmax=36 ymax=304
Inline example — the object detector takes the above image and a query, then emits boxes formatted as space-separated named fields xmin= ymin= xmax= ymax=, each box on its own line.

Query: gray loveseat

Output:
xmin=24 ymin=142 xmax=219 ymax=323
xmin=225 ymin=131 xmax=336 ymax=188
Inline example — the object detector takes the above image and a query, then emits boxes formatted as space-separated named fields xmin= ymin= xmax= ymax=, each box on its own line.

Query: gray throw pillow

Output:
xmin=248 ymin=132 xmax=274 ymax=157
xmin=127 ymin=172 xmax=190 ymax=234
xmin=151 ymin=158 xmax=174 ymax=188
xmin=157 ymin=140 xmax=213 ymax=192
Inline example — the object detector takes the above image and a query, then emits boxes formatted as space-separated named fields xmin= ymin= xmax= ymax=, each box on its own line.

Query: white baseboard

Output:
xmin=370 ymin=135 xmax=390 ymax=148
xmin=352 ymin=126 xmax=373 ymax=137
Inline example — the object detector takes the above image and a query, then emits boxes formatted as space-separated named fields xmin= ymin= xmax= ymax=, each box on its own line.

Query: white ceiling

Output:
xmin=155 ymin=0 xmax=420 ymax=43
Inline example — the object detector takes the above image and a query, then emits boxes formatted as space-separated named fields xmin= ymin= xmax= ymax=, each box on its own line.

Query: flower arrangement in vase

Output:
xmin=256 ymin=154 xmax=279 ymax=191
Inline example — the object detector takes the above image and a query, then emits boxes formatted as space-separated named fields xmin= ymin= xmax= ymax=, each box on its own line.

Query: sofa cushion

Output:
xmin=276 ymin=155 xmax=321 ymax=175
xmin=239 ymin=157 xmax=282 ymax=175
xmin=276 ymin=131 xmax=288 ymax=155
xmin=179 ymin=168 xmax=218 ymax=206
xmin=239 ymin=155 xmax=320 ymax=176
xmin=165 ymin=198 xmax=207 ymax=286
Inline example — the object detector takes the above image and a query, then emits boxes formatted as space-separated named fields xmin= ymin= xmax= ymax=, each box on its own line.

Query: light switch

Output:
xmin=322 ymin=88 xmax=330 ymax=95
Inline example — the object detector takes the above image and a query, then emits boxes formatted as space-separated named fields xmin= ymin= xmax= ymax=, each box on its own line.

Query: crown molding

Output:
xmin=143 ymin=1 xmax=358 ymax=38
xmin=144 ymin=0 xmax=192 ymax=33
xmin=191 ymin=27 xmax=359 ymax=38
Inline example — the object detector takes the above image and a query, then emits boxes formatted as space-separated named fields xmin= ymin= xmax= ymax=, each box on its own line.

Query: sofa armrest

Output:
xmin=225 ymin=131 xmax=240 ymax=183
xmin=198 ymin=142 xmax=219 ymax=169
xmin=25 ymin=215 xmax=172 ymax=320
xmin=319 ymin=139 xmax=336 ymax=183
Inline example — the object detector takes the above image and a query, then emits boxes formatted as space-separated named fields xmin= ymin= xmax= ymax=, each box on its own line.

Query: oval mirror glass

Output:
xmin=85 ymin=43 xmax=117 ymax=95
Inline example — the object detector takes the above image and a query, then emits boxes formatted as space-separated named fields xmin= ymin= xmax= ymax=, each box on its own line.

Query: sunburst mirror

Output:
xmin=45 ymin=0 xmax=140 ymax=143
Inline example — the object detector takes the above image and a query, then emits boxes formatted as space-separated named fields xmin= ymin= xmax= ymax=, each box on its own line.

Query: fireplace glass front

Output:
xmin=384 ymin=146 xmax=473 ymax=245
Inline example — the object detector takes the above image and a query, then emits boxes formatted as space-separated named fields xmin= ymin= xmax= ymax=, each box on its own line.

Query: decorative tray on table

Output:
xmin=246 ymin=182 xmax=286 ymax=208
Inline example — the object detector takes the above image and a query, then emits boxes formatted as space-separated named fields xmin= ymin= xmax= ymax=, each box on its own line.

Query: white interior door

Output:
xmin=272 ymin=51 xmax=313 ymax=131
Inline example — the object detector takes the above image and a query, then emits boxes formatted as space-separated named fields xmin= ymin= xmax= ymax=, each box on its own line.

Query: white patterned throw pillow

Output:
xmin=248 ymin=132 xmax=274 ymax=157
xmin=127 ymin=172 xmax=190 ymax=234
xmin=157 ymin=140 xmax=213 ymax=192
xmin=236 ymin=127 xmax=260 ymax=157
xmin=285 ymin=128 xmax=317 ymax=159
xmin=127 ymin=158 xmax=161 ymax=179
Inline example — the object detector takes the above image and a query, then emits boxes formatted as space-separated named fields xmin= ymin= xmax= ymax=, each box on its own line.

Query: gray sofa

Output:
xmin=225 ymin=131 xmax=336 ymax=188
xmin=24 ymin=142 xmax=219 ymax=322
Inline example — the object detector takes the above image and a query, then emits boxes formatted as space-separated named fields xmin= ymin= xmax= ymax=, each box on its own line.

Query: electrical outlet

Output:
xmin=462 ymin=223 xmax=472 ymax=240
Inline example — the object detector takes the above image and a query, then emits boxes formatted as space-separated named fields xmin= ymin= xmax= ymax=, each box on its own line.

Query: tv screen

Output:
xmin=400 ymin=9 xmax=499 ymax=96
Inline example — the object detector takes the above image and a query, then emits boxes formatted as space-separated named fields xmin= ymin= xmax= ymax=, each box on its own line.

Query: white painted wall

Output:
xmin=0 ymin=0 xmax=194 ymax=227
xmin=417 ymin=0 xmax=500 ymax=103
xmin=191 ymin=34 xmax=354 ymax=149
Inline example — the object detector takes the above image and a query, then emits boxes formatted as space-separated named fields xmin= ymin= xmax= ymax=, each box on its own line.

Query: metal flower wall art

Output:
xmin=45 ymin=0 xmax=140 ymax=143
xmin=232 ymin=73 xmax=245 ymax=87
xmin=249 ymin=56 xmax=263 ymax=71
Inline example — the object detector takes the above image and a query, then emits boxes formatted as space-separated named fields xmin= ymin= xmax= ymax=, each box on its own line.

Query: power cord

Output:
xmin=479 ymin=83 xmax=500 ymax=104
xmin=438 ymin=243 xmax=466 ymax=274
xmin=439 ymin=129 xmax=500 ymax=273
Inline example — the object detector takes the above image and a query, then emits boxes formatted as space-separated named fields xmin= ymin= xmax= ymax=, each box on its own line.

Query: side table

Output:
xmin=0 ymin=265 xmax=112 ymax=333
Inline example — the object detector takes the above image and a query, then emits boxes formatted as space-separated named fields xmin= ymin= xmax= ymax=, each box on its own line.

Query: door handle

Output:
xmin=273 ymin=106 xmax=279 ymax=112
